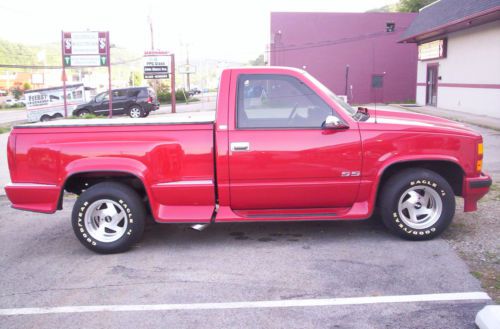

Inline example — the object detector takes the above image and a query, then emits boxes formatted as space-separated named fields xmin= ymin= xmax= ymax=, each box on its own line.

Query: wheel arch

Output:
xmin=375 ymin=159 xmax=465 ymax=207
xmin=127 ymin=103 xmax=143 ymax=110
xmin=58 ymin=157 xmax=153 ymax=210
xmin=75 ymin=108 xmax=91 ymax=116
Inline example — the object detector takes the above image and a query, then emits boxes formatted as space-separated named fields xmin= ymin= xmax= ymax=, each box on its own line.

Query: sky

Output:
xmin=0 ymin=0 xmax=399 ymax=63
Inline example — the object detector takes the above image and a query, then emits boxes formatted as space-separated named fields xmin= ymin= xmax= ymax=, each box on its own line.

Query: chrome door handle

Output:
xmin=231 ymin=142 xmax=250 ymax=151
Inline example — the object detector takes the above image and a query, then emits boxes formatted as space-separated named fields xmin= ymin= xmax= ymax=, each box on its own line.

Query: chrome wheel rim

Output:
xmin=130 ymin=108 xmax=141 ymax=118
xmin=397 ymin=185 xmax=442 ymax=230
xmin=79 ymin=111 xmax=88 ymax=117
xmin=84 ymin=199 xmax=128 ymax=243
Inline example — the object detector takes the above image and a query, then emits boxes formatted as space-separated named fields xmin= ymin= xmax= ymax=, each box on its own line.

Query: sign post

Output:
xmin=60 ymin=31 xmax=68 ymax=117
xmin=171 ymin=54 xmax=176 ymax=114
xmin=106 ymin=32 xmax=112 ymax=118
xmin=61 ymin=31 xmax=111 ymax=117
xmin=143 ymin=51 xmax=176 ymax=113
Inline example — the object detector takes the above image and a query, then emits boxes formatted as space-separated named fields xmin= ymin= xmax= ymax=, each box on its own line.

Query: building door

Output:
xmin=426 ymin=65 xmax=438 ymax=106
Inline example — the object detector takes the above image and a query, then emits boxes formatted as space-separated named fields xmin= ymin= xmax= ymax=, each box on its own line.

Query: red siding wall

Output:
xmin=270 ymin=12 xmax=418 ymax=104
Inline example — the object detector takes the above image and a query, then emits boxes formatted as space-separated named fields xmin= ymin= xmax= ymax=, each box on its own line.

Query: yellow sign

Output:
xmin=418 ymin=39 xmax=446 ymax=60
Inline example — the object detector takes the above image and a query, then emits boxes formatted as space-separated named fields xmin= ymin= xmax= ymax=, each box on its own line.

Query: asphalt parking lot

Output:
xmin=0 ymin=196 xmax=492 ymax=328
xmin=0 ymin=109 xmax=498 ymax=328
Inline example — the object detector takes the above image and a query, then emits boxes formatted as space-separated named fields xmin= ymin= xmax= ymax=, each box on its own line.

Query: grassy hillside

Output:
xmin=0 ymin=39 xmax=142 ymax=67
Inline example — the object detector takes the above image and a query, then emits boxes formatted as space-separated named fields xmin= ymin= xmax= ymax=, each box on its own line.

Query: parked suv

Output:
xmin=73 ymin=87 xmax=160 ymax=118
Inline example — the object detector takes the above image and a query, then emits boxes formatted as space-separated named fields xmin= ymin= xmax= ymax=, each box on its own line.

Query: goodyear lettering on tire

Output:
xmin=78 ymin=199 xmax=134 ymax=246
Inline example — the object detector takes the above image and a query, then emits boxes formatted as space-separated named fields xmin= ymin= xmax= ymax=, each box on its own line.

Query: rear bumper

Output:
xmin=4 ymin=183 xmax=60 ymax=213
xmin=462 ymin=173 xmax=492 ymax=212
xmin=145 ymin=103 xmax=160 ymax=111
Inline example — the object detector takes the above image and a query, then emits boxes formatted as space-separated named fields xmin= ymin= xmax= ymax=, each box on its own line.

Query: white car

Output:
xmin=4 ymin=98 xmax=24 ymax=106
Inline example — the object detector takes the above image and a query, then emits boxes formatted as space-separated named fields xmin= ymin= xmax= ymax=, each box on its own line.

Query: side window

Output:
xmin=96 ymin=92 xmax=109 ymax=102
xmin=113 ymin=90 xmax=127 ymax=98
xmin=128 ymin=90 xmax=141 ymax=97
xmin=72 ymin=90 xmax=83 ymax=99
xmin=237 ymin=74 xmax=333 ymax=129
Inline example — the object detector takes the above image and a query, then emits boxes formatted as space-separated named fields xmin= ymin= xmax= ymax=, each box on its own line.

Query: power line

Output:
xmin=268 ymin=27 xmax=408 ymax=53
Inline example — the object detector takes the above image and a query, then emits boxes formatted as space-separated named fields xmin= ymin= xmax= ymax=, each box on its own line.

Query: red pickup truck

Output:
xmin=5 ymin=67 xmax=491 ymax=253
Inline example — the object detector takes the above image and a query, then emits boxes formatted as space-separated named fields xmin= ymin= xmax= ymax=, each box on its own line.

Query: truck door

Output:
xmin=228 ymin=73 xmax=362 ymax=210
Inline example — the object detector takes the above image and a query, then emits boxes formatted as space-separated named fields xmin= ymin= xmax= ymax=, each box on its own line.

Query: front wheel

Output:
xmin=77 ymin=109 xmax=90 ymax=117
xmin=71 ymin=182 xmax=146 ymax=253
xmin=379 ymin=168 xmax=455 ymax=240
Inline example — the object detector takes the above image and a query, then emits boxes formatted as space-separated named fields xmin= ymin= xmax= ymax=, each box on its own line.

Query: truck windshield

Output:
xmin=303 ymin=72 xmax=356 ymax=116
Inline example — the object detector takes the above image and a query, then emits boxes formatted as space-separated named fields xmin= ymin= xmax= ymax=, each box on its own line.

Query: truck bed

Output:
xmin=7 ymin=111 xmax=217 ymax=221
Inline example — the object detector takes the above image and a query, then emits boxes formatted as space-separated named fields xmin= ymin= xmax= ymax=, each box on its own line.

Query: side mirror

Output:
xmin=323 ymin=115 xmax=349 ymax=129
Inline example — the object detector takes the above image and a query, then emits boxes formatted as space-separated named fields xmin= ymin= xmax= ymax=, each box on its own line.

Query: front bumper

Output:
xmin=462 ymin=173 xmax=492 ymax=212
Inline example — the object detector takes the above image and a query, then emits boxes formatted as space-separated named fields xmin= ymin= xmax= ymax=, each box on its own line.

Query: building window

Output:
xmin=386 ymin=22 xmax=395 ymax=32
xmin=372 ymin=75 xmax=384 ymax=88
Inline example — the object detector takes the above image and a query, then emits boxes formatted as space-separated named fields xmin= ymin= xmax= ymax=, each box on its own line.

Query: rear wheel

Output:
xmin=379 ymin=168 xmax=455 ymax=240
xmin=40 ymin=115 xmax=50 ymax=122
xmin=53 ymin=113 xmax=63 ymax=119
xmin=77 ymin=109 xmax=90 ymax=117
xmin=128 ymin=105 xmax=144 ymax=118
xmin=71 ymin=182 xmax=146 ymax=254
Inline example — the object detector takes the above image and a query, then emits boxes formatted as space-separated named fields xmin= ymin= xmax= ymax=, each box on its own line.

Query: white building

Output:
xmin=400 ymin=0 xmax=500 ymax=118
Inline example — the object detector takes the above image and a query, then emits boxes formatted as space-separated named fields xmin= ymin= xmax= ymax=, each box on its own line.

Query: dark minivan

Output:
xmin=73 ymin=87 xmax=160 ymax=118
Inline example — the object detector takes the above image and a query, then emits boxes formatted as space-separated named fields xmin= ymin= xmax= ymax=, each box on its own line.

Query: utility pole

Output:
xmin=185 ymin=43 xmax=190 ymax=91
xmin=170 ymin=54 xmax=176 ymax=113
xmin=148 ymin=15 xmax=154 ymax=50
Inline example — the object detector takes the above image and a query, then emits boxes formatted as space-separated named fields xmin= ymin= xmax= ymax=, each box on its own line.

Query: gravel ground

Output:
xmin=443 ymin=182 xmax=500 ymax=302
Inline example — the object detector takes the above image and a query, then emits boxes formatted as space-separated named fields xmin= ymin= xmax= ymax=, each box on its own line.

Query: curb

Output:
xmin=390 ymin=104 xmax=500 ymax=132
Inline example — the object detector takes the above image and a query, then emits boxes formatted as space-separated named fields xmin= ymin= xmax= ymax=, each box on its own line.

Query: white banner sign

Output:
xmin=143 ymin=55 xmax=169 ymax=67
xmin=70 ymin=32 xmax=99 ymax=55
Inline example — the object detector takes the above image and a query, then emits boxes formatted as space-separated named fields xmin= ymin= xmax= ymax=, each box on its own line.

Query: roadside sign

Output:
xmin=63 ymin=31 xmax=108 ymax=67
xmin=60 ymin=30 xmax=112 ymax=118
xmin=143 ymin=51 xmax=169 ymax=79
xmin=63 ymin=55 xmax=108 ymax=67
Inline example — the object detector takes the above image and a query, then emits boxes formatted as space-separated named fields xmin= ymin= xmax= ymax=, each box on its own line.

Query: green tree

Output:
xmin=12 ymin=87 xmax=23 ymax=100
xmin=23 ymin=82 xmax=32 ymax=91
xmin=129 ymin=71 xmax=142 ymax=86
xmin=249 ymin=54 xmax=266 ymax=66
xmin=397 ymin=0 xmax=435 ymax=12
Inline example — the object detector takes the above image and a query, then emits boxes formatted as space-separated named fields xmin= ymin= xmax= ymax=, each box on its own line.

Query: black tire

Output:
xmin=53 ymin=113 xmax=63 ymax=119
xmin=141 ymin=110 xmax=150 ymax=117
xmin=40 ymin=115 xmax=51 ymax=122
xmin=128 ymin=105 xmax=144 ymax=118
xmin=379 ymin=168 xmax=455 ymax=240
xmin=77 ymin=109 xmax=90 ymax=117
xmin=71 ymin=182 xmax=146 ymax=254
